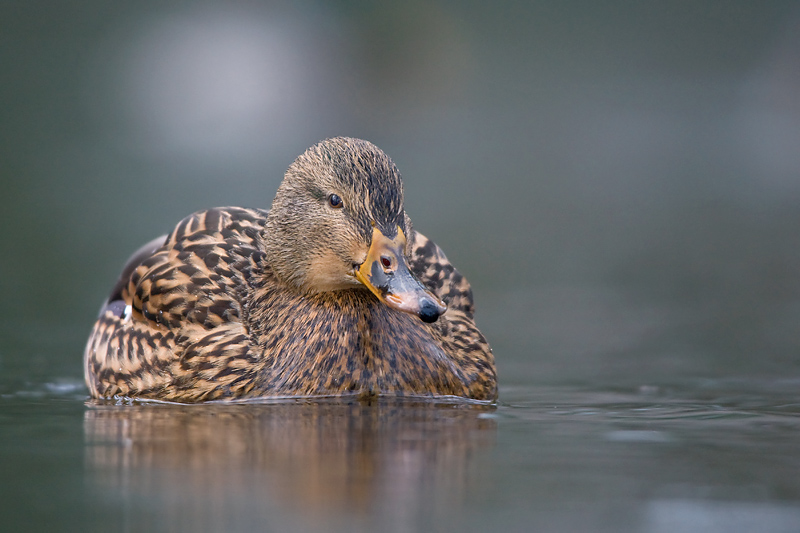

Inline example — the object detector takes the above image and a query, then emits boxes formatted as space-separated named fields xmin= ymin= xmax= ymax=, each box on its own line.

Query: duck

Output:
xmin=84 ymin=137 xmax=497 ymax=403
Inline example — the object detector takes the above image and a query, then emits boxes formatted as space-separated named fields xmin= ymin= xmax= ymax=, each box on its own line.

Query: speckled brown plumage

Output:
xmin=84 ymin=137 xmax=497 ymax=403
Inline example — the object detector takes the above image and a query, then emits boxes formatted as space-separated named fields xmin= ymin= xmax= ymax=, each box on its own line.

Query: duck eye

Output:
xmin=328 ymin=194 xmax=344 ymax=209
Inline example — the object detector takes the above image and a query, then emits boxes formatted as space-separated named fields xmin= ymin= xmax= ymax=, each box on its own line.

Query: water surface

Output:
xmin=3 ymin=379 xmax=799 ymax=533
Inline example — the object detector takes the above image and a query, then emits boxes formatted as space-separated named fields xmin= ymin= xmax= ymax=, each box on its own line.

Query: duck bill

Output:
xmin=355 ymin=227 xmax=447 ymax=323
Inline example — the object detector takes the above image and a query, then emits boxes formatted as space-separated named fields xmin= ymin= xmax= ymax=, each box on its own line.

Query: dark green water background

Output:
xmin=2 ymin=2 xmax=800 ymax=532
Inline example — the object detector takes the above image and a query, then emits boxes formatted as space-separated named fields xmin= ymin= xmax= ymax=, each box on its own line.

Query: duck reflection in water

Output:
xmin=84 ymin=399 xmax=496 ymax=530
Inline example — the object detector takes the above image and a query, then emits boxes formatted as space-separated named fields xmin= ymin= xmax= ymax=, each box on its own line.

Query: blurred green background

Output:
xmin=2 ymin=0 xmax=799 ymax=391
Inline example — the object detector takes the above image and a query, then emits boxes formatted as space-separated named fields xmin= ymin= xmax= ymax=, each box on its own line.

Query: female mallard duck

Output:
xmin=84 ymin=137 xmax=497 ymax=402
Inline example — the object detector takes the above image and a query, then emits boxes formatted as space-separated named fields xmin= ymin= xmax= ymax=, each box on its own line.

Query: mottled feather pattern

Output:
xmin=246 ymin=269 xmax=476 ymax=398
xmin=85 ymin=208 xmax=268 ymax=401
xmin=408 ymin=231 xmax=476 ymax=317
xmin=85 ymin=207 xmax=496 ymax=402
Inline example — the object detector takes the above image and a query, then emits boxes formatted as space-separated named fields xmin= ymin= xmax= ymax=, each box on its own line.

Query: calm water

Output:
xmin=2 ymin=378 xmax=800 ymax=533
xmin=3 ymin=2 xmax=800 ymax=532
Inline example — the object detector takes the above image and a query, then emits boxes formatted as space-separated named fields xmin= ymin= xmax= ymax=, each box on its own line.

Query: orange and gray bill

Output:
xmin=355 ymin=227 xmax=446 ymax=323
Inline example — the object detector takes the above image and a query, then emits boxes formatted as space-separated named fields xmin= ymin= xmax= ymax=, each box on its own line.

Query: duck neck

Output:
xmin=260 ymin=221 xmax=312 ymax=294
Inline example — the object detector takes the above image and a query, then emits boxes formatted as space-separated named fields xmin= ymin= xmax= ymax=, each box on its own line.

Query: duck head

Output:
xmin=263 ymin=137 xmax=446 ymax=323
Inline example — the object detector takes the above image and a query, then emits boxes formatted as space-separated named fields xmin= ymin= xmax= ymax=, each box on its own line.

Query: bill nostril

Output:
xmin=380 ymin=255 xmax=392 ymax=270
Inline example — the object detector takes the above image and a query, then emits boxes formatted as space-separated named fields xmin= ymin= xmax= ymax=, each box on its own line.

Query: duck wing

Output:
xmin=84 ymin=207 xmax=269 ymax=401
xmin=407 ymin=230 xmax=476 ymax=317
xmin=408 ymin=230 xmax=497 ymax=400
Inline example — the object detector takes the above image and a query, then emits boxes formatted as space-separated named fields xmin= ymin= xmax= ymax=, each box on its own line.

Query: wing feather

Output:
xmin=408 ymin=230 xmax=476 ymax=317
xmin=85 ymin=207 xmax=268 ymax=400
